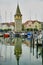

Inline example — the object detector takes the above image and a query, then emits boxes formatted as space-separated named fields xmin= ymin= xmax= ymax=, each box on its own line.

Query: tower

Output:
xmin=14 ymin=4 xmax=22 ymax=32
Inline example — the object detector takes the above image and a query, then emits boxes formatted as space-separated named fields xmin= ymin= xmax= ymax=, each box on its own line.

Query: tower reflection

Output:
xmin=14 ymin=37 xmax=22 ymax=65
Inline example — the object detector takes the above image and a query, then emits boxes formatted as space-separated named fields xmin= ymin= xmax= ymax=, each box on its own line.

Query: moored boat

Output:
xmin=0 ymin=33 xmax=3 ymax=37
xmin=3 ymin=33 xmax=10 ymax=38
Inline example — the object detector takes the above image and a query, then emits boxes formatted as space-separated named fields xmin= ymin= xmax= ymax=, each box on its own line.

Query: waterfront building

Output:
xmin=23 ymin=20 xmax=42 ymax=31
xmin=0 ymin=22 xmax=15 ymax=32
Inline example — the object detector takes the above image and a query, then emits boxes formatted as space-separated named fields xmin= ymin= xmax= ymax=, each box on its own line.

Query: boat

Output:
xmin=3 ymin=33 xmax=10 ymax=38
xmin=0 ymin=33 xmax=3 ymax=37
xmin=15 ymin=33 xmax=20 ymax=37
xmin=20 ymin=32 xmax=27 ymax=38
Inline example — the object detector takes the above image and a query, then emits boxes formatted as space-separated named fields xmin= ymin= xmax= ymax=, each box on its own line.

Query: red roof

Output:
xmin=2 ymin=22 xmax=15 ymax=26
xmin=23 ymin=20 xmax=41 ymax=25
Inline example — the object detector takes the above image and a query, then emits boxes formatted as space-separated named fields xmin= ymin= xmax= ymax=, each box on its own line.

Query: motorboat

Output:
xmin=3 ymin=33 xmax=10 ymax=38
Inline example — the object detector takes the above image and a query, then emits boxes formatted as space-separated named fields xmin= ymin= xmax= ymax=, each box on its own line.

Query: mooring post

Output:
xmin=32 ymin=33 xmax=34 ymax=56
xmin=30 ymin=34 xmax=33 ymax=53
xmin=42 ymin=36 xmax=43 ymax=65
xmin=36 ymin=38 xmax=38 ymax=59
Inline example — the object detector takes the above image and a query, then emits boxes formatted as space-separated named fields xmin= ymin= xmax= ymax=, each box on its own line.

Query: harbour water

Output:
xmin=0 ymin=37 xmax=42 ymax=65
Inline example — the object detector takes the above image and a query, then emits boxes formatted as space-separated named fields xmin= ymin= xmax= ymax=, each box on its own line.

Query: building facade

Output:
xmin=23 ymin=20 xmax=42 ymax=31
xmin=0 ymin=22 xmax=15 ymax=32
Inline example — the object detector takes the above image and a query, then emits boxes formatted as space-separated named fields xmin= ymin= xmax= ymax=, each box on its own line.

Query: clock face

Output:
xmin=16 ymin=16 xmax=19 ymax=19
xmin=15 ymin=15 xmax=22 ymax=19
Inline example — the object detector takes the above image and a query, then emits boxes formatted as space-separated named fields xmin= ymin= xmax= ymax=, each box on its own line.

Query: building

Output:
xmin=33 ymin=20 xmax=41 ymax=30
xmin=14 ymin=4 xmax=22 ymax=32
xmin=23 ymin=20 xmax=42 ymax=31
xmin=0 ymin=22 xmax=15 ymax=32
xmin=23 ymin=20 xmax=34 ymax=29
xmin=41 ymin=22 xmax=43 ymax=30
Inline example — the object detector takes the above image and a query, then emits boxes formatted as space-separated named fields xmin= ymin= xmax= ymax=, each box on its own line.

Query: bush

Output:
xmin=27 ymin=28 xmax=33 ymax=31
xmin=34 ymin=28 xmax=38 ymax=31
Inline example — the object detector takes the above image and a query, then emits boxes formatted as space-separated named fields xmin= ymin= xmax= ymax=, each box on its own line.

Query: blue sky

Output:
xmin=0 ymin=0 xmax=43 ymax=23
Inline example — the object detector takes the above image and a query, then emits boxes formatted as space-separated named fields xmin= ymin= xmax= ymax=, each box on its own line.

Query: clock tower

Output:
xmin=14 ymin=4 xmax=22 ymax=32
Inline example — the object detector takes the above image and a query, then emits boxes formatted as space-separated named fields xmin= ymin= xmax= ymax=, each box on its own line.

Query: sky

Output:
xmin=0 ymin=0 xmax=43 ymax=23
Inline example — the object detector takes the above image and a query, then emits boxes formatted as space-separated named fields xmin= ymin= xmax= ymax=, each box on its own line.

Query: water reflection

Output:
xmin=0 ymin=36 xmax=43 ymax=65
xmin=14 ymin=37 xmax=22 ymax=65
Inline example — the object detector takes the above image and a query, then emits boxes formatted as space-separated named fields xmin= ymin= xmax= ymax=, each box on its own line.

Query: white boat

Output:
xmin=0 ymin=33 xmax=3 ymax=37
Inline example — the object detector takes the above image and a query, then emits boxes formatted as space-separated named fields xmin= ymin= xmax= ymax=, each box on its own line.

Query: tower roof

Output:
xmin=15 ymin=4 xmax=22 ymax=16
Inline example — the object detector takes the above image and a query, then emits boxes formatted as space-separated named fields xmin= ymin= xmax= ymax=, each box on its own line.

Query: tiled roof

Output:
xmin=23 ymin=20 xmax=41 ymax=25
xmin=1 ymin=22 xmax=15 ymax=26
xmin=23 ymin=20 xmax=33 ymax=25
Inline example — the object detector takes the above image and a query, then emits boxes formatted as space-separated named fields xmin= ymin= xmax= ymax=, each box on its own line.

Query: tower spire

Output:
xmin=15 ymin=3 xmax=22 ymax=16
